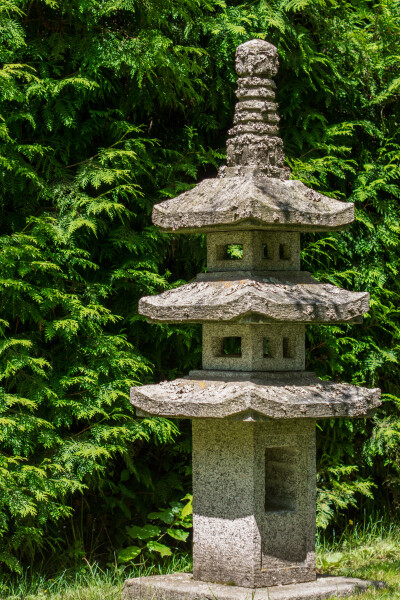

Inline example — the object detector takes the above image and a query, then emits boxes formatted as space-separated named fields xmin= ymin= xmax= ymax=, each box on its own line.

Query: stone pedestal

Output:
xmin=192 ymin=419 xmax=315 ymax=587
xmin=124 ymin=573 xmax=384 ymax=600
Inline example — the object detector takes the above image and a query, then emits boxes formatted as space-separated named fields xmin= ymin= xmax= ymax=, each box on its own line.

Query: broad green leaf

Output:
xmin=146 ymin=541 xmax=172 ymax=557
xmin=181 ymin=498 xmax=193 ymax=519
xmin=117 ymin=546 xmax=141 ymax=563
xmin=147 ymin=509 xmax=175 ymax=524
xmin=167 ymin=528 xmax=189 ymax=541
xmin=127 ymin=525 xmax=161 ymax=540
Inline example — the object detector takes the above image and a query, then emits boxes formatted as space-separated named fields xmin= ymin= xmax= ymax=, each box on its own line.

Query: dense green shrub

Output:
xmin=1 ymin=0 xmax=400 ymax=574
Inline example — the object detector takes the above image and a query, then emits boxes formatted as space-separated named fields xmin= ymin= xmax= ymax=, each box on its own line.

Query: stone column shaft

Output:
xmin=192 ymin=419 xmax=316 ymax=588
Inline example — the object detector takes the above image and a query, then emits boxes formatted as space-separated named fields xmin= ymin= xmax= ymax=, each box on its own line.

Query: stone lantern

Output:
xmin=124 ymin=40 xmax=382 ymax=600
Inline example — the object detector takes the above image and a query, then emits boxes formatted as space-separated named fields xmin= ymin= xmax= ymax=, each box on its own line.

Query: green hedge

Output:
xmin=1 ymin=0 xmax=400 ymax=574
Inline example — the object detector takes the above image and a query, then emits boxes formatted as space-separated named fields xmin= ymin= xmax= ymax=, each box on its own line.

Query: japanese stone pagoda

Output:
xmin=124 ymin=40 xmax=382 ymax=600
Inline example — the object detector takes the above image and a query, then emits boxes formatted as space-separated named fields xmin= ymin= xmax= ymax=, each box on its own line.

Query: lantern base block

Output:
xmin=123 ymin=572 xmax=384 ymax=600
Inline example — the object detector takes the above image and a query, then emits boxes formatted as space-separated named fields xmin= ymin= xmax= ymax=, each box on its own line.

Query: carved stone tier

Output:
xmin=192 ymin=419 xmax=316 ymax=587
xmin=131 ymin=370 xmax=381 ymax=420
xmin=139 ymin=271 xmax=369 ymax=324
xmin=152 ymin=175 xmax=354 ymax=233
xmin=202 ymin=324 xmax=306 ymax=372
xmin=206 ymin=230 xmax=301 ymax=271
xmin=226 ymin=40 xmax=289 ymax=179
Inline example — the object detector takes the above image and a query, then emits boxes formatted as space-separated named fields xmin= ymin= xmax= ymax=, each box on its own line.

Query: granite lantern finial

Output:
xmin=123 ymin=39 xmax=383 ymax=600
xmin=226 ymin=39 xmax=289 ymax=179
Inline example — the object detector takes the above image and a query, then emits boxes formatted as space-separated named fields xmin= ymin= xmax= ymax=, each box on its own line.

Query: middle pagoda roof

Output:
xmin=139 ymin=271 xmax=368 ymax=324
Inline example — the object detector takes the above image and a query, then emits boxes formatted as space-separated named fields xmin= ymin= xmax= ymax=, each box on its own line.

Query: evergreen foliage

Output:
xmin=1 ymin=0 xmax=399 ymax=574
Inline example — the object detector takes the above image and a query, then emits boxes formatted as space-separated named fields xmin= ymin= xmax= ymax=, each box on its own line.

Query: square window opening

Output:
xmin=262 ymin=244 xmax=270 ymax=259
xmin=219 ymin=336 xmax=242 ymax=357
xmin=263 ymin=337 xmax=272 ymax=358
xmin=216 ymin=244 xmax=243 ymax=260
xmin=265 ymin=446 xmax=297 ymax=512
xmin=279 ymin=243 xmax=290 ymax=261
xmin=282 ymin=337 xmax=294 ymax=359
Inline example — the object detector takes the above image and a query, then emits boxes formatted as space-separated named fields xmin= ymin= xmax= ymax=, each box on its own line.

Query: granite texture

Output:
xmin=228 ymin=40 xmax=288 ymax=179
xmin=138 ymin=271 xmax=369 ymax=324
xmin=235 ymin=39 xmax=279 ymax=77
xmin=202 ymin=323 xmax=305 ymax=371
xmin=123 ymin=573 xmax=384 ymax=600
xmin=206 ymin=231 xmax=300 ymax=272
xmin=235 ymin=76 xmax=276 ymax=99
xmin=226 ymin=137 xmax=288 ymax=179
xmin=151 ymin=176 xmax=355 ymax=233
xmin=228 ymin=122 xmax=280 ymax=136
xmin=130 ymin=370 xmax=381 ymax=419
xmin=192 ymin=419 xmax=316 ymax=587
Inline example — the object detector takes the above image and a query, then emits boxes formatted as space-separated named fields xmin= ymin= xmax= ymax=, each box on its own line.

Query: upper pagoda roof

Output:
xmin=152 ymin=171 xmax=354 ymax=233
xmin=139 ymin=271 xmax=369 ymax=324
xmin=151 ymin=40 xmax=354 ymax=233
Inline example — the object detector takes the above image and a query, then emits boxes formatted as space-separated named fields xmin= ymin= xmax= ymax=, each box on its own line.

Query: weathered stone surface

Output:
xmin=226 ymin=136 xmax=286 ymax=178
xmin=192 ymin=419 xmax=316 ymax=587
xmin=202 ymin=323 xmax=305 ymax=372
xmin=236 ymin=82 xmax=276 ymax=100
xmin=131 ymin=370 xmax=381 ymax=419
xmin=233 ymin=108 xmax=280 ymax=123
xmin=228 ymin=122 xmax=280 ymax=136
xmin=123 ymin=572 xmax=384 ymax=600
xmin=228 ymin=41 xmax=288 ymax=178
xmin=235 ymin=39 xmax=279 ymax=77
xmin=151 ymin=40 xmax=355 ymax=230
xmin=151 ymin=176 xmax=354 ymax=233
xmin=138 ymin=271 xmax=369 ymax=324
xmin=206 ymin=231 xmax=300 ymax=271
xmin=124 ymin=38 xmax=382 ymax=600
xmin=237 ymin=100 xmax=279 ymax=113
xmin=238 ymin=75 xmax=277 ymax=89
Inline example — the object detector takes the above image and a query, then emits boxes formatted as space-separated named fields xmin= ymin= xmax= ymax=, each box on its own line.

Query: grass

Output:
xmin=316 ymin=518 xmax=400 ymax=599
xmin=0 ymin=555 xmax=192 ymax=600
xmin=2 ymin=520 xmax=400 ymax=599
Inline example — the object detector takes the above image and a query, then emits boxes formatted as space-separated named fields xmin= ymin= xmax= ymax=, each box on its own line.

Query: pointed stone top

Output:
xmin=235 ymin=39 xmax=279 ymax=77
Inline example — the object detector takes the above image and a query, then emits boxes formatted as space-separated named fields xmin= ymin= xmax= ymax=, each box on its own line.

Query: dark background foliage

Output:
xmin=1 ymin=0 xmax=400 ymax=576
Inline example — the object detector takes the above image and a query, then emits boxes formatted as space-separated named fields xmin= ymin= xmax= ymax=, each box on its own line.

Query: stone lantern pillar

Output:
xmin=124 ymin=40 xmax=382 ymax=600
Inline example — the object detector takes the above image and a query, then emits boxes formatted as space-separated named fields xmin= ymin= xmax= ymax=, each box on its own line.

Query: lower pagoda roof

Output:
xmin=139 ymin=271 xmax=369 ymax=324
xmin=131 ymin=370 xmax=380 ymax=420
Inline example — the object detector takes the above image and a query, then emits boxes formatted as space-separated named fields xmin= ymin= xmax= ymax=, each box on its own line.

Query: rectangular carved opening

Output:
xmin=263 ymin=338 xmax=272 ymax=358
xmin=262 ymin=244 xmax=270 ymax=259
xmin=282 ymin=337 xmax=294 ymax=359
xmin=265 ymin=447 xmax=297 ymax=512
xmin=279 ymin=243 xmax=290 ymax=260
xmin=217 ymin=244 xmax=243 ymax=260
xmin=220 ymin=336 xmax=242 ymax=357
